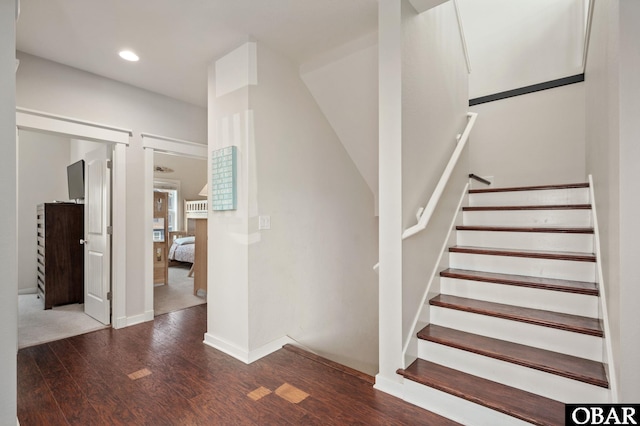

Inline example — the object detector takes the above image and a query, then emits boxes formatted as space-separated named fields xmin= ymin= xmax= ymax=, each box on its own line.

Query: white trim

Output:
xmin=114 ymin=316 xmax=128 ymax=329
xmin=453 ymin=0 xmax=472 ymax=74
xmin=373 ymin=373 xmax=405 ymax=399
xmin=402 ymin=183 xmax=468 ymax=361
xmin=16 ymin=107 xmax=131 ymax=144
xmin=143 ymin=134 xmax=208 ymax=326
xmin=203 ymin=333 xmax=295 ymax=364
xmin=588 ymin=174 xmax=619 ymax=401
xmin=143 ymin=148 xmax=155 ymax=321
xmin=123 ymin=311 xmax=154 ymax=328
xmin=141 ymin=133 xmax=207 ymax=159
xmin=403 ymin=112 xmax=477 ymax=239
xmin=111 ymin=144 xmax=127 ymax=329
xmin=18 ymin=287 xmax=37 ymax=295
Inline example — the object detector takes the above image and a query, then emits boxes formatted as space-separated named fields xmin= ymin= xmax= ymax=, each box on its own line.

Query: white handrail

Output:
xmin=402 ymin=112 xmax=477 ymax=240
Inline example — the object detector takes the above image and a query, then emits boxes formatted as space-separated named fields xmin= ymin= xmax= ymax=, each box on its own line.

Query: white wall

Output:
xmin=469 ymin=83 xmax=586 ymax=187
xmin=153 ymin=152 xmax=207 ymax=231
xmin=400 ymin=0 xmax=469 ymax=344
xmin=586 ymin=0 xmax=640 ymax=402
xmin=16 ymin=52 xmax=207 ymax=321
xmin=300 ymin=34 xmax=379 ymax=211
xmin=458 ymin=0 xmax=586 ymax=98
xmin=70 ymin=139 xmax=103 ymax=163
xmin=206 ymin=41 xmax=379 ymax=375
xmin=252 ymin=43 xmax=379 ymax=374
xmin=17 ymin=130 xmax=71 ymax=293
xmin=0 ymin=0 xmax=17 ymax=421
xmin=206 ymin=47 xmax=252 ymax=358
xmin=585 ymin=0 xmax=620 ymax=400
xmin=616 ymin=0 xmax=640 ymax=402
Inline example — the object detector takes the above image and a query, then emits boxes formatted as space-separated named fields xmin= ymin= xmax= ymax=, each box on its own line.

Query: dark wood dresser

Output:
xmin=36 ymin=203 xmax=84 ymax=309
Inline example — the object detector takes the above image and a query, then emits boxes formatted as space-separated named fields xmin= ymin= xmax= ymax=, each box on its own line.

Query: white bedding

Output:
xmin=168 ymin=238 xmax=195 ymax=263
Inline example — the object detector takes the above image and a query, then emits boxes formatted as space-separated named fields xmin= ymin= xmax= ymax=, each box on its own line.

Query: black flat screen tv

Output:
xmin=67 ymin=159 xmax=85 ymax=200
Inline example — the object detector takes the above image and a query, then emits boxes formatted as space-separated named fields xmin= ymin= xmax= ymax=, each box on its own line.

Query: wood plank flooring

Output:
xmin=18 ymin=305 xmax=458 ymax=425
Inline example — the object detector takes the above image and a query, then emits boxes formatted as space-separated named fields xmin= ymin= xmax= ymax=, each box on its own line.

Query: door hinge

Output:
xmin=107 ymin=226 xmax=113 ymax=235
xmin=106 ymin=159 xmax=112 ymax=169
xmin=107 ymin=292 xmax=112 ymax=301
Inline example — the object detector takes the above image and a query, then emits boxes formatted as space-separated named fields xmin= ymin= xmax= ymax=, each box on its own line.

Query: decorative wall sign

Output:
xmin=211 ymin=146 xmax=237 ymax=211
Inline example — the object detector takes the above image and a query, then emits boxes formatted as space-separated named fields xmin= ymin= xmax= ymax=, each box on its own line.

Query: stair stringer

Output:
xmin=589 ymin=174 xmax=619 ymax=401
xmin=402 ymin=183 xmax=469 ymax=368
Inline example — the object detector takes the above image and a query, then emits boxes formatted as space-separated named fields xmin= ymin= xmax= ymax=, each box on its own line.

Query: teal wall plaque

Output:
xmin=211 ymin=146 xmax=237 ymax=211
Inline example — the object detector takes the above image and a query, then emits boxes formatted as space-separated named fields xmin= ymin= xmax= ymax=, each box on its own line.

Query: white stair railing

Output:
xmin=374 ymin=111 xmax=477 ymax=271
xmin=403 ymin=112 xmax=477 ymax=240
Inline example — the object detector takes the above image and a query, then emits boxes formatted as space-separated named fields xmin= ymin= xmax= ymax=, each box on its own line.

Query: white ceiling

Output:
xmin=16 ymin=0 xmax=378 ymax=107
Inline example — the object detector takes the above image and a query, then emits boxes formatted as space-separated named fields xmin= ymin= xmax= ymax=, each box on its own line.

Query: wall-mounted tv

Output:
xmin=67 ymin=159 xmax=85 ymax=201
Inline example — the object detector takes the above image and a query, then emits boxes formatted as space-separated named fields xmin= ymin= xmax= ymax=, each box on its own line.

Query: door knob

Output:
xmin=80 ymin=239 xmax=89 ymax=245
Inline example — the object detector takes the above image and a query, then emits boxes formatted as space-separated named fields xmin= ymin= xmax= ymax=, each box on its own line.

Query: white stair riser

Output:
xmin=430 ymin=307 xmax=603 ymax=362
xmin=469 ymin=187 xmax=590 ymax=207
xmin=404 ymin=380 xmax=532 ymax=426
xmin=418 ymin=341 xmax=610 ymax=403
xmin=463 ymin=209 xmax=591 ymax=227
xmin=457 ymin=230 xmax=593 ymax=253
xmin=450 ymin=252 xmax=596 ymax=282
xmin=440 ymin=278 xmax=599 ymax=318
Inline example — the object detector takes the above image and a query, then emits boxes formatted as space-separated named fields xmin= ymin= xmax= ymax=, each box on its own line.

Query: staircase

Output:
xmin=398 ymin=182 xmax=611 ymax=426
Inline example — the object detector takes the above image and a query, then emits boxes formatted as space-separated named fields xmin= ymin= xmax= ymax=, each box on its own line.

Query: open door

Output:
xmin=83 ymin=145 xmax=112 ymax=325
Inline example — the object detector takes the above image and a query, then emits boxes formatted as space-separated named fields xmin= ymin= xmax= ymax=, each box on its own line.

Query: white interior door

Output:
xmin=83 ymin=145 xmax=111 ymax=324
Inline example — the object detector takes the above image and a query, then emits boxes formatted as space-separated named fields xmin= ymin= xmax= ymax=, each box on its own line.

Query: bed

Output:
xmin=168 ymin=234 xmax=195 ymax=264
xmin=167 ymin=199 xmax=207 ymax=265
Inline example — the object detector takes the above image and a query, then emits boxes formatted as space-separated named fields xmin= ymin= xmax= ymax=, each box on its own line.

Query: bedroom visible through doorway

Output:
xmin=152 ymin=151 xmax=207 ymax=316
xmin=16 ymin=129 xmax=112 ymax=348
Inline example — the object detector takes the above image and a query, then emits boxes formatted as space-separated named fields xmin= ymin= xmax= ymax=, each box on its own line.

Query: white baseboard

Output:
xmin=373 ymin=373 xmax=405 ymax=399
xmin=113 ymin=310 xmax=154 ymax=329
xmin=18 ymin=287 xmax=37 ymax=295
xmin=203 ymin=333 xmax=294 ymax=364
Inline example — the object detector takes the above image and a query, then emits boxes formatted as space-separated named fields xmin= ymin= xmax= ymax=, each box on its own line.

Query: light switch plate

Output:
xmin=259 ymin=215 xmax=271 ymax=230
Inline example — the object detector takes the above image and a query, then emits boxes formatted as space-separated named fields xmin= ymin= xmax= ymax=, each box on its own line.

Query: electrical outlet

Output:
xmin=258 ymin=215 xmax=271 ymax=230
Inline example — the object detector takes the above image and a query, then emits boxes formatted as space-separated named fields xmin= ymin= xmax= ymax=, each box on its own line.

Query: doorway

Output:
xmin=16 ymin=108 xmax=129 ymax=347
xmin=148 ymin=147 xmax=207 ymax=316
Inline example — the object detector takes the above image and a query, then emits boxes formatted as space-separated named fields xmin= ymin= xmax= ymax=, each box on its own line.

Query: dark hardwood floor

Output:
xmin=18 ymin=304 xmax=458 ymax=425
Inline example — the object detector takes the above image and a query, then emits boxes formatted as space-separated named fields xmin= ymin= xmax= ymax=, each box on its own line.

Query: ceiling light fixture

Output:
xmin=119 ymin=50 xmax=139 ymax=62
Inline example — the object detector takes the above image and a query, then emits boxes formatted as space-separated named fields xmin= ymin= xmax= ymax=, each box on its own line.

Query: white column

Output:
xmin=376 ymin=0 xmax=405 ymax=396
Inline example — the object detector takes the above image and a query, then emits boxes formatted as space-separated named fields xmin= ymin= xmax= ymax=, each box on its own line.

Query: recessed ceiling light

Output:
xmin=119 ymin=50 xmax=139 ymax=62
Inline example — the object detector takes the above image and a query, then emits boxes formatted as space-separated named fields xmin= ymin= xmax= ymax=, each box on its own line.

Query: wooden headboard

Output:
xmin=168 ymin=231 xmax=192 ymax=243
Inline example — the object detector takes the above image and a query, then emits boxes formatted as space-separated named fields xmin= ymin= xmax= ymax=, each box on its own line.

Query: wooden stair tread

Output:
xmin=440 ymin=268 xmax=599 ymax=295
xmin=398 ymin=359 xmax=565 ymax=426
xmin=457 ymin=225 xmax=594 ymax=234
xmin=450 ymin=245 xmax=596 ymax=262
xmin=418 ymin=325 xmax=608 ymax=388
xmin=463 ymin=204 xmax=591 ymax=211
xmin=469 ymin=182 xmax=589 ymax=194
xmin=430 ymin=294 xmax=603 ymax=336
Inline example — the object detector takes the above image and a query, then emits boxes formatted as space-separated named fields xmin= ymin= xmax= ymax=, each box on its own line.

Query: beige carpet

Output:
xmin=154 ymin=264 xmax=206 ymax=316
xmin=18 ymin=295 xmax=108 ymax=349
xmin=18 ymin=265 xmax=204 ymax=348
